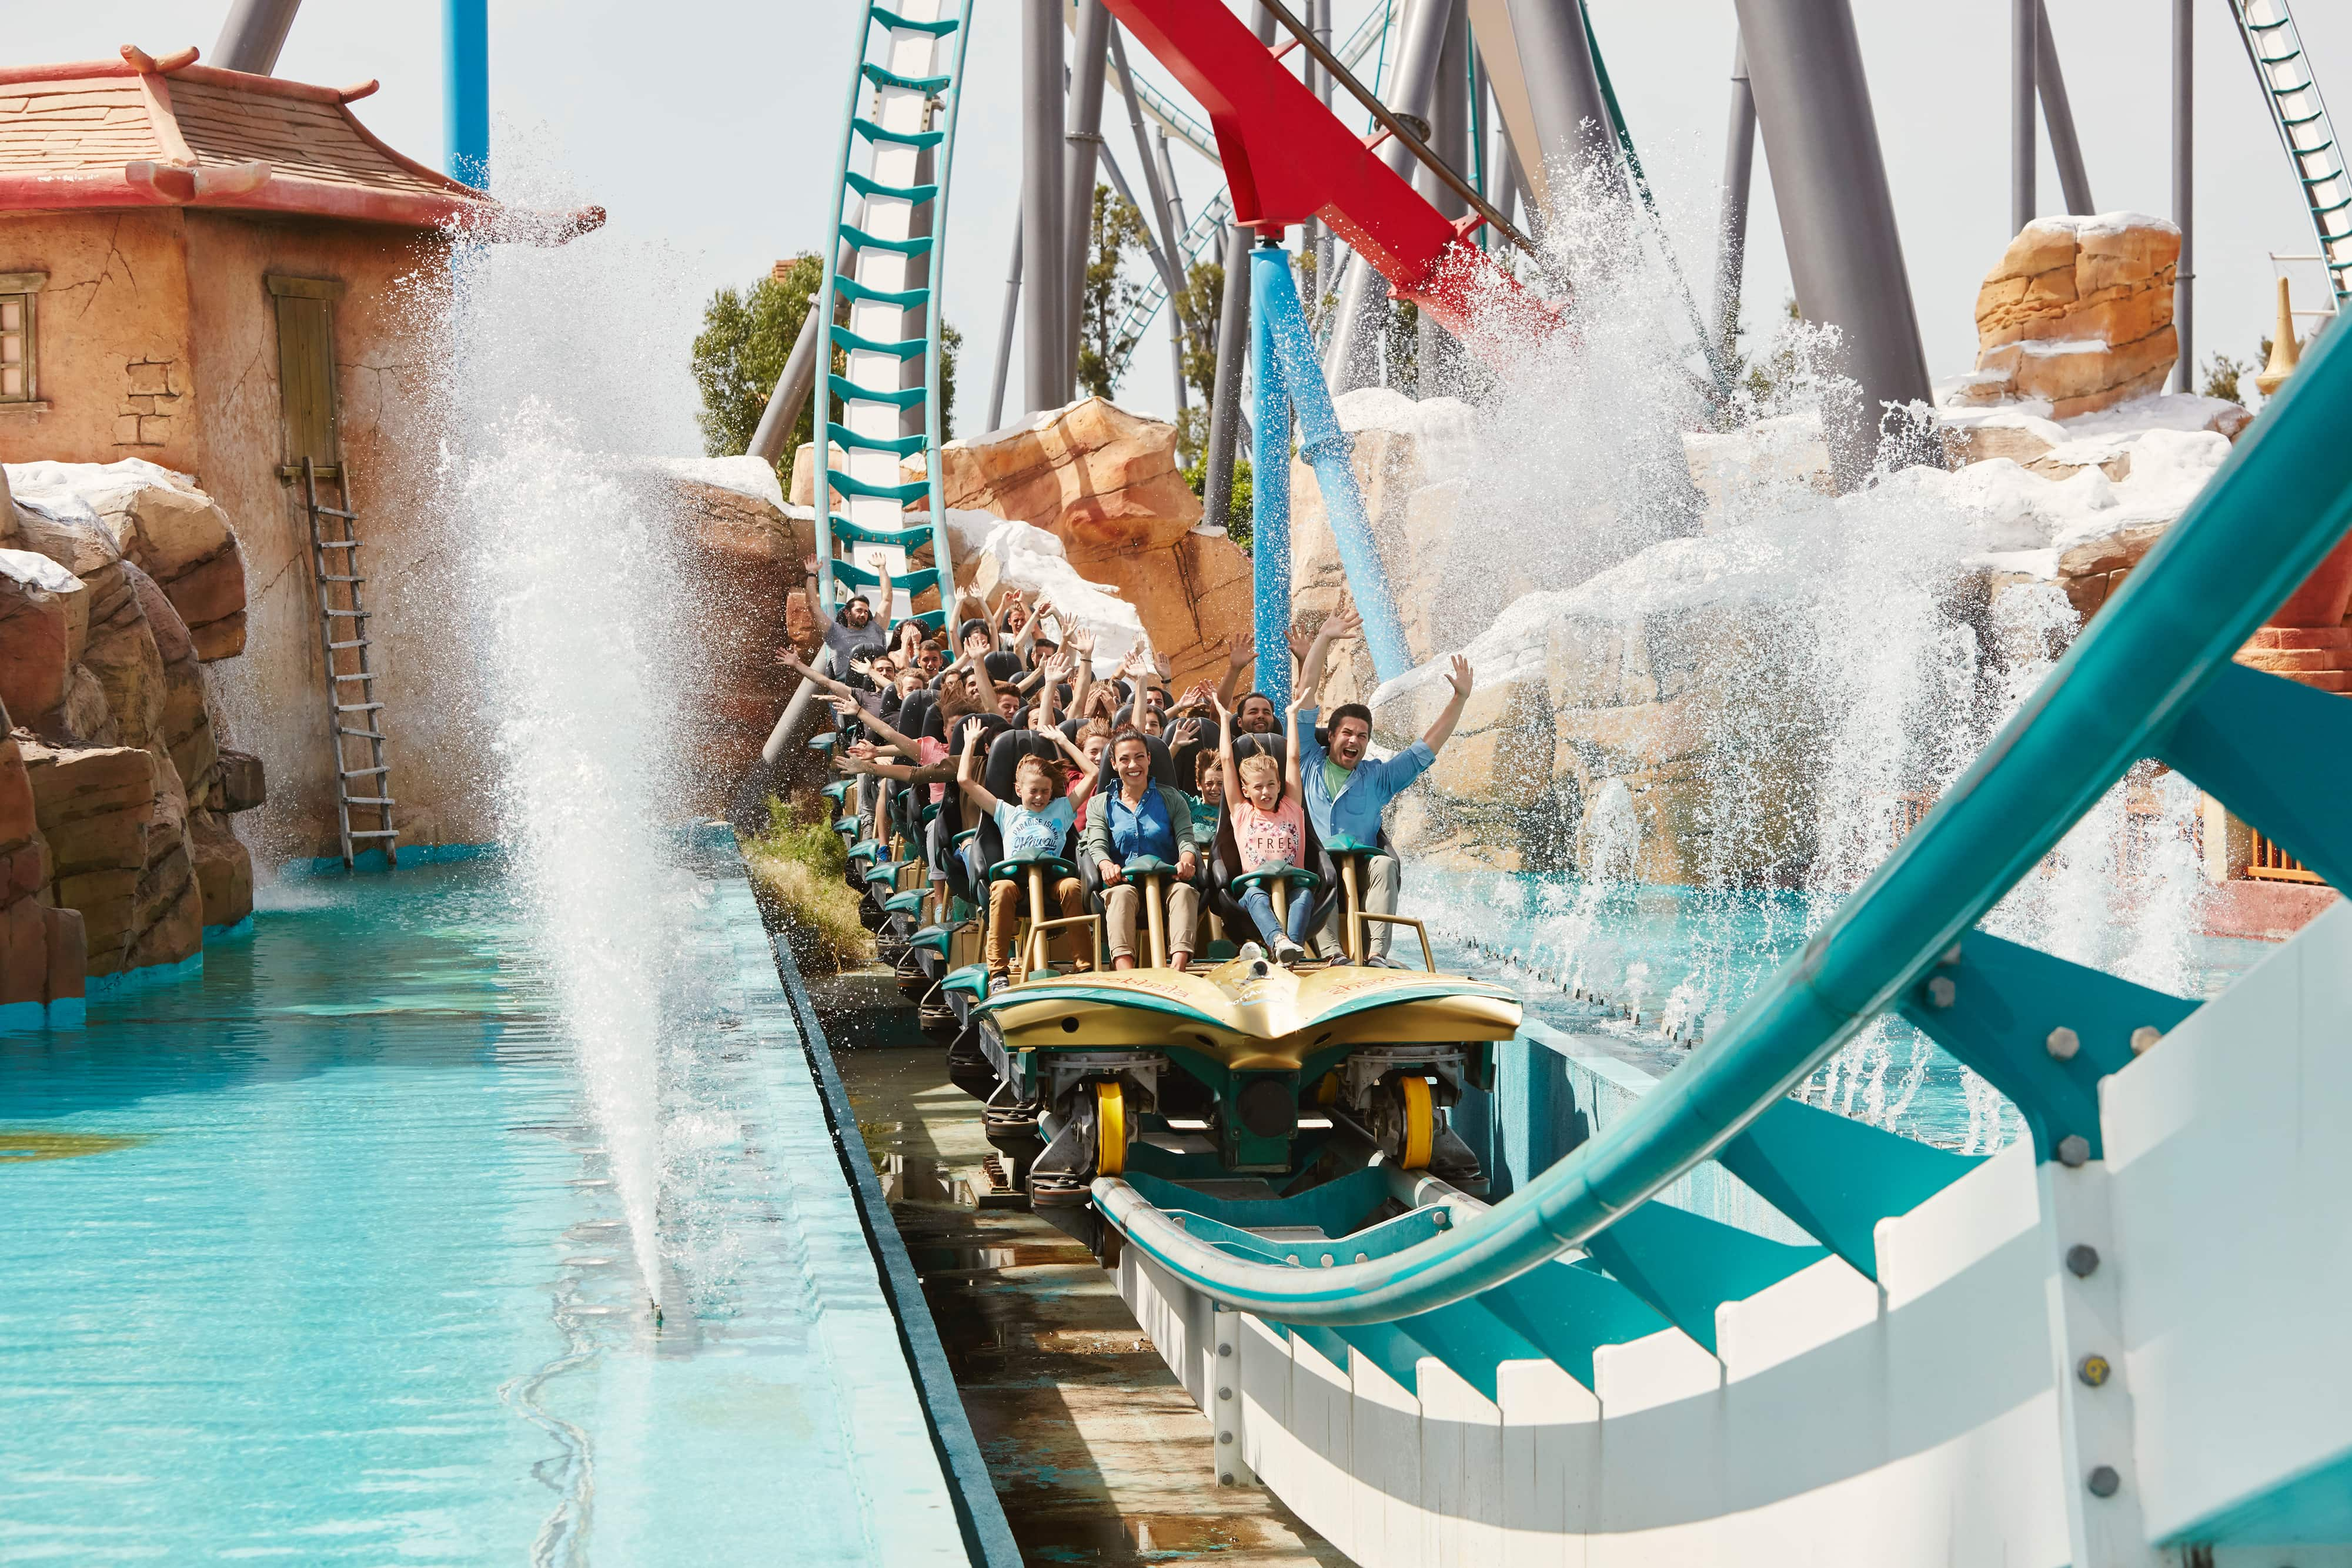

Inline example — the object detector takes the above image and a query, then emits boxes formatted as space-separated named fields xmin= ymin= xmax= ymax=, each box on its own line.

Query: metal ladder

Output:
xmin=2231 ymin=0 xmax=2352 ymax=307
xmin=302 ymin=457 xmax=396 ymax=868
xmin=812 ymin=0 xmax=976 ymax=634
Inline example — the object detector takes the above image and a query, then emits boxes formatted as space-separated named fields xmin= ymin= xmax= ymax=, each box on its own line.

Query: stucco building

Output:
xmin=0 ymin=44 xmax=600 ymax=861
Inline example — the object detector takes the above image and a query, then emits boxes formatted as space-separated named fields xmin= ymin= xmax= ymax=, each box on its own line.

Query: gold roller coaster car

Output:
xmin=973 ymin=940 xmax=1523 ymax=1204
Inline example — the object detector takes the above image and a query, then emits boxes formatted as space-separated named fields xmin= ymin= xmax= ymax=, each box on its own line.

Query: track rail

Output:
xmin=1096 ymin=312 xmax=2352 ymax=1326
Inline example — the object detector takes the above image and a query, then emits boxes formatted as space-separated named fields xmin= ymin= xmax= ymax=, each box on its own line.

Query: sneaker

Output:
xmin=1272 ymin=940 xmax=1308 ymax=967
xmin=1362 ymin=954 xmax=1395 ymax=970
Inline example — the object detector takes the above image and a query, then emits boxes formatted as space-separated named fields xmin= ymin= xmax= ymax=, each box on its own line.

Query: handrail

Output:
xmin=1097 ymin=313 xmax=2352 ymax=1325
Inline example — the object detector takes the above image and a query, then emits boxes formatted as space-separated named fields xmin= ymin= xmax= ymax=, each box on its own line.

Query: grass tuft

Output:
xmin=741 ymin=794 xmax=874 ymax=971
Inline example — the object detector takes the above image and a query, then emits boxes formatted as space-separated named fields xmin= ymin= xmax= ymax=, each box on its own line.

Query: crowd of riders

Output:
xmin=783 ymin=553 xmax=1475 ymax=988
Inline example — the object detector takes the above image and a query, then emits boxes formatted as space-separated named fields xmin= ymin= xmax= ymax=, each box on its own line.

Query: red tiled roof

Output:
xmin=0 ymin=46 xmax=603 ymax=240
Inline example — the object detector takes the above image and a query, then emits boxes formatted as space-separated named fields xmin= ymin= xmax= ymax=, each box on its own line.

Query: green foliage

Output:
xmin=692 ymin=255 xmax=823 ymax=469
xmin=2201 ymin=350 xmax=2249 ymax=407
xmin=1384 ymin=299 xmax=1421 ymax=397
xmin=740 ymin=794 xmax=874 ymax=970
xmin=1180 ymin=447 xmax=1252 ymax=548
xmin=1077 ymin=183 xmax=1154 ymax=399
xmin=692 ymin=255 xmax=961 ymax=481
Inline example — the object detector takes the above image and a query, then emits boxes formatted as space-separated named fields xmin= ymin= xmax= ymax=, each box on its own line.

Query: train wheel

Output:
xmin=1397 ymin=1075 xmax=1434 ymax=1170
xmin=1094 ymin=1079 xmax=1127 ymax=1178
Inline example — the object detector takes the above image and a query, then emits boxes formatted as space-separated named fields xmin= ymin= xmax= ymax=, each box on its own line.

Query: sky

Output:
xmin=24 ymin=1 xmax=2349 ymax=443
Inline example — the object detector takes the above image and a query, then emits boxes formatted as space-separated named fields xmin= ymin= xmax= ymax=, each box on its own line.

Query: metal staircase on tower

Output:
xmin=301 ymin=457 xmax=396 ymax=868
xmin=2231 ymin=0 xmax=2352 ymax=307
xmin=812 ymin=0 xmax=976 ymax=633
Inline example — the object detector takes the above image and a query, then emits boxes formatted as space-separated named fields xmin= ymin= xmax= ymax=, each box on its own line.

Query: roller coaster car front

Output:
xmin=972 ymin=955 xmax=1521 ymax=1185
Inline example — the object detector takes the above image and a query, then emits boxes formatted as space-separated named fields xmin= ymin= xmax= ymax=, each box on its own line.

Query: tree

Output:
xmin=1077 ymin=183 xmax=1154 ymax=399
xmin=1174 ymin=256 xmax=1225 ymax=473
xmin=692 ymin=253 xmax=960 ymax=478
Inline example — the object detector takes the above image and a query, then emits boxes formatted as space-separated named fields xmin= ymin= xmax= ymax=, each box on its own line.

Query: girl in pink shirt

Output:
xmin=1209 ymin=691 xmax=1315 ymax=965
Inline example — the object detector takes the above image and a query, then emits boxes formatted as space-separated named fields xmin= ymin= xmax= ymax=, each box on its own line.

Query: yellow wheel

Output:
xmin=1094 ymin=1079 xmax=1127 ymax=1177
xmin=1398 ymin=1075 xmax=1434 ymax=1171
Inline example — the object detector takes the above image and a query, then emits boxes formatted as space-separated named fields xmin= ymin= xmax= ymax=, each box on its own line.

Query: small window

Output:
xmin=0 ymin=272 xmax=45 ymax=403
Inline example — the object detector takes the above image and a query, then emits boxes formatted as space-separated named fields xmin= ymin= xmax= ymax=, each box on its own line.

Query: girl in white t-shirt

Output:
xmin=1209 ymin=690 xmax=1315 ymax=966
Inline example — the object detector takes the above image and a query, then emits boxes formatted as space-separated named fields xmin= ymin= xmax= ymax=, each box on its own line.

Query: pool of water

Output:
xmin=1418 ymin=868 xmax=2280 ymax=1153
xmin=0 ymin=859 xmax=963 ymax=1566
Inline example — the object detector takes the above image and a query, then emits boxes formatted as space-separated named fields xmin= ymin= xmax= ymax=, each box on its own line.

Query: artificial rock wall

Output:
xmin=0 ymin=459 xmax=260 ymax=1004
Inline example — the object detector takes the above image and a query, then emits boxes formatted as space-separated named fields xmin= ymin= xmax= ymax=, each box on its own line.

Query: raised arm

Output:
xmin=955 ymin=726 xmax=1001 ymax=817
xmin=873 ymin=556 xmax=895 ymax=635
xmin=958 ymin=628 xmax=1001 ymax=713
xmin=1283 ymin=696 xmax=1307 ymax=803
xmin=1064 ymin=624 xmax=1096 ymax=718
xmin=1214 ymin=633 xmax=1253 ymax=708
xmin=1210 ymin=693 xmax=1242 ymax=816
xmin=1296 ymin=603 xmax=1361 ymax=703
xmin=1422 ymin=654 xmax=1474 ymax=754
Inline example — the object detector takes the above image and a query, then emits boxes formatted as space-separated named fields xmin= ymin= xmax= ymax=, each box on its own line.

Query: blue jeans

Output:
xmin=1239 ymin=885 xmax=1314 ymax=950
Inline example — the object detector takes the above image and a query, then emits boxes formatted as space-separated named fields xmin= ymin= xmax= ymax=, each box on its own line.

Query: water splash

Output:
xmin=415 ymin=135 xmax=709 ymax=1306
xmin=1393 ymin=142 xmax=2224 ymax=1151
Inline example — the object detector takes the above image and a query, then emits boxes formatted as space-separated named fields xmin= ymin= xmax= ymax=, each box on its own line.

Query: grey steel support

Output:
xmin=1153 ymin=128 xmax=1188 ymax=236
xmin=901 ymin=141 xmax=936 ymax=440
xmin=1732 ymin=0 xmax=1933 ymax=479
xmin=1203 ymin=222 xmax=1254 ymax=532
xmin=1112 ymin=26 xmax=1191 ymax=413
xmin=988 ymin=212 xmax=1022 ymax=432
xmin=1497 ymin=0 xmax=1622 ymax=208
xmin=2013 ymin=0 xmax=2038 ymax=234
xmin=748 ymin=309 xmax=824 ymax=467
xmin=2174 ymin=0 xmax=2194 ymax=392
xmin=213 ymin=0 xmax=302 ymax=73
xmin=2036 ymin=5 xmax=2094 ymax=216
xmin=1419 ymin=1 xmax=1470 ymax=390
xmin=1309 ymin=0 xmax=1336 ymax=291
xmin=1715 ymin=38 xmax=1758 ymax=361
xmin=747 ymin=239 xmax=854 ymax=467
xmin=1094 ymin=145 xmax=1185 ymax=413
xmin=1064 ymin=0 xmax=1116 ymax=394
xmin=1324 ymin=0 xmax=1454 ymax=389
xmin=1023 ymin=0 xmax=1067 ymax=413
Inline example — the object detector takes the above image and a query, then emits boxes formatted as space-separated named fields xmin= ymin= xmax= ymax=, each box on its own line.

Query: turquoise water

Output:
xmin=1421 ymin=870 xmax=2277 ymax=1153
xmin=0 ymin=860 xmax=961 ymax=1566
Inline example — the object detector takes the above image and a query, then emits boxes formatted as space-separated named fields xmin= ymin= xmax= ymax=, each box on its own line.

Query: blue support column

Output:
xmin=444 ymin=0 xmax=489 ymax=187
xmin=1257 ymin=246 xmax=1414 ymax=683
xmin=1250 ymin=243 xmax=1295 ymax=708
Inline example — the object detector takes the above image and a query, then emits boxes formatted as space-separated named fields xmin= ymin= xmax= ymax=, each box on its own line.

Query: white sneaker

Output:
xmin=1273 ymin=940 xmax=1308 ymax=967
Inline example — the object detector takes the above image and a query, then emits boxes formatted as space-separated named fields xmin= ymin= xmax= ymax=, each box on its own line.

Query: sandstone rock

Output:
xmin=73 ymin=557 xmax=166 ymax=754
xmin=0 ymin=548 xmax=87 ymax=726
xmin=935 ymin=400 xmax=1251 ymax=688
xmin=5 ymin=460 xmax=249 ymax=661
xmin=188 ymin=808 xmax=253 ymax=930
xmin=786 ymin=442 xmax=849 ymax=508
xmin=217 ymin=748 xmax=266 ymax=814
xmin=638 ymin=459 xmax=818 ymax=817
xmin=125 ymin=747 xmax=202 ymax=972
xmin=1963 ymin=214 xmax=2181 ymax=419
xmin=18 ymin=737 xmax=156 ymax=974
xmin=128 ymin=562 xmax=216 ymax=797
xmin=2055 ymin=522 xmax=2169 ymax=623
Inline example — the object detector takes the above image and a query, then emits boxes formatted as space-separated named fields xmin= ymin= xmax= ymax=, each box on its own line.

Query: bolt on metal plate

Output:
xmin=1926 ymin=976 xmax=1956 ymax=1009
xmin=2087 ymin=1464 xmax=2121 ymax=1497
xmin=2046 ymin=1026 xmax=2080 ymax=1061
xmin=2077 ymin=1354 xmax=2112 ymax=1388
xmin=2131 ymin=1025 xmax=2163 ymax=1054
xmin=2066 ymin=1243 xmax=2100 ymax=1277
xmin=2056 ymin=1134 xmax=2091 ymax=1167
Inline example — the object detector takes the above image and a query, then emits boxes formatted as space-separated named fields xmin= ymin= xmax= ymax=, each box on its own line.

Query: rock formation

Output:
xmin=0 ymin=459 xmax=261 ymax=989
xmin=930 ymin=399 xmax=1252 ymax=689
xmin=1952 ymin=215 xmax=2184 ymax=419
xmin=650 ymin=458 xmax=817 ymax=814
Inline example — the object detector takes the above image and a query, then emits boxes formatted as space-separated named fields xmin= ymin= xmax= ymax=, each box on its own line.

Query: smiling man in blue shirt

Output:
xmin=1296 ymin=648 xmax=1475 ymax=965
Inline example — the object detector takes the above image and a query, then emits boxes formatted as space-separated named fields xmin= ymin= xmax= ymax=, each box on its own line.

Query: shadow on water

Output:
xmin=0 ymin=864 xmax=553 ymax=1123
